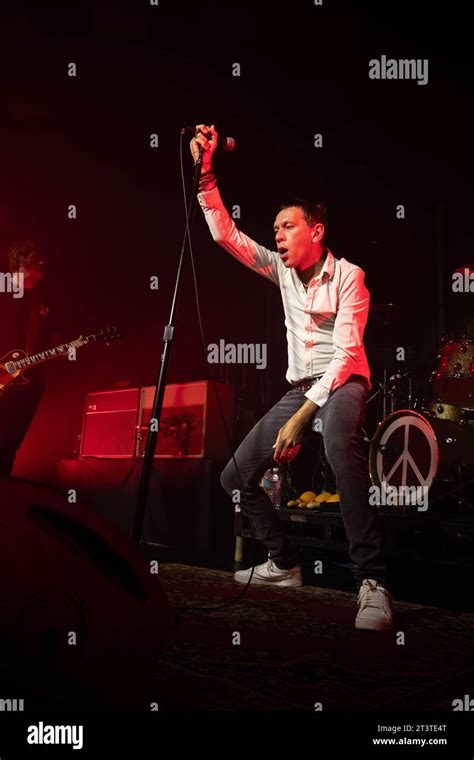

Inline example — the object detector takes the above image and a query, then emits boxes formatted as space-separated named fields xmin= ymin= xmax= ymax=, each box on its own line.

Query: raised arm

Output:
xmin=190 ymin=124 xmax=280 ymax=285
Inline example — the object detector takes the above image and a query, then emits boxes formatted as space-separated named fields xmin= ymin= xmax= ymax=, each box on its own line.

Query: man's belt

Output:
xmin=292 ymin=375 xmax=323 ymax=392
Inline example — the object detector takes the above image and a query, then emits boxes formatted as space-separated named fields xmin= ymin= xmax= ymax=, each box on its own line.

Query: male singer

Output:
xmin=190 ymin=124 xmax=393 ymax=631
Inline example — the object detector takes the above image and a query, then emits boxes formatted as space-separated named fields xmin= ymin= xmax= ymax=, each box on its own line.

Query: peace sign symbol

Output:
xmin=370 ymin=410 xmax=438 ymax=502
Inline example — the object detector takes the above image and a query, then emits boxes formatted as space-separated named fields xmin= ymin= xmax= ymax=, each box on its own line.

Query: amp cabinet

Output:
xmin=137 ymin=381 xmax=235 ymax=459
xmin=80 ymin=382 xmax=235 ymax=460
xmin=80 ymin=388 xmax=140 ymax=458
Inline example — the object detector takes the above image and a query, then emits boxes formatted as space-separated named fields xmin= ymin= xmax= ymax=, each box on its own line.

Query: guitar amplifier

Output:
xmin=80 ymin=388 xmax=140 ymax=458
xmin=137 ymin=381 xmax=235 ymax=459
xmin=80 ymin=382 xmax=235 ymax=460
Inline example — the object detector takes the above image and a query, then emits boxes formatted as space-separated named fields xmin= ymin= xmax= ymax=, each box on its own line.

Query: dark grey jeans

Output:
xmin=221 ymin=375 xmax=385 ymax=587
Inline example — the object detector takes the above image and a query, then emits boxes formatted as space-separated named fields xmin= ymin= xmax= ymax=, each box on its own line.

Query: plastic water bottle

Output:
xmin=261 ymin=467 xmax=282 ymax=509
xmin=271 ymin=468 xmax=282 ymax=508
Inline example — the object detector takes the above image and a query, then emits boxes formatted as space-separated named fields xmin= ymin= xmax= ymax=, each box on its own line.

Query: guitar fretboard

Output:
xmin=12 ymin=341 xmax=85 ymax=371
xmin=4 ymin=328 xmax=116 ymax=377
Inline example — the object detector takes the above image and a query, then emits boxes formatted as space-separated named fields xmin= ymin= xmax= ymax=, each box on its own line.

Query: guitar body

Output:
xmin=0 ymin=350 xmax=29 ymax=394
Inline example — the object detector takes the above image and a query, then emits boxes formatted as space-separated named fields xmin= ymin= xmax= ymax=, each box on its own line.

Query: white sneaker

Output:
xmin=355 ymin=579 xmax=394 ymax=632
xmin=234 ymin=558 xmax=303 ymax=588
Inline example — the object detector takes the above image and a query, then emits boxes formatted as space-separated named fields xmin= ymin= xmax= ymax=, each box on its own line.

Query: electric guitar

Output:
xmin=0 ymin=326 xmax=120 ymax=395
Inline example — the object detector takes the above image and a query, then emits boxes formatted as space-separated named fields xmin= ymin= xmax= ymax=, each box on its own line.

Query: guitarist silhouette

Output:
xmin=0 ymin=240 xmax=51 ymax=478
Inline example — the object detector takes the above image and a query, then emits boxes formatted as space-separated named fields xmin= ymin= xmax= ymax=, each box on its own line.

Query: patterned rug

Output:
xmin=154 ymin=563 xmax=474 ymax=712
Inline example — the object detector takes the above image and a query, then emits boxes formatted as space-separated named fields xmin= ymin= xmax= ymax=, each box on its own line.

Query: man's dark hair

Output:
xmin=278 ymin=198 xmax=328 ymax=238
xmin=8 ymin=240 xmax=46 ymax=272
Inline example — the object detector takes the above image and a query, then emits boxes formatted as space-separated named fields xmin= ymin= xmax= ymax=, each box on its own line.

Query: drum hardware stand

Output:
xmin=363 ymin=365 xmax=415 ymax=444
xmin=362 ymin=370 xmax=410 ymax=444
xmin=383 ymin=369 xmax=389 ymax=418
xmin=387 ymin=368 xmax=413 ymax=411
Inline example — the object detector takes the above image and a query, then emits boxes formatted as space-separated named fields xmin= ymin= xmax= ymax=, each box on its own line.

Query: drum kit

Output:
xmin=366 ymin=304 xmax=474 ymax=511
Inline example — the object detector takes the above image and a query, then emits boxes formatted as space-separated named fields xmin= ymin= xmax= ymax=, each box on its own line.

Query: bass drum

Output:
xmin=369 ymin=409 xmax=470 ymax=503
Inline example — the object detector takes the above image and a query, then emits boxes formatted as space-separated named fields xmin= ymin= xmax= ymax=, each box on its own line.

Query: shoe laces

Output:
xmin=358 ymin=579 xmax=386 ymax=609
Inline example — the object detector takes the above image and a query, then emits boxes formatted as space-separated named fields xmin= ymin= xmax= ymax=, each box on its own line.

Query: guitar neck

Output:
xmin=11 ymin=340 xmax=87 ymax=372
xmin=6 ymin=327 xmax=118 ymax=375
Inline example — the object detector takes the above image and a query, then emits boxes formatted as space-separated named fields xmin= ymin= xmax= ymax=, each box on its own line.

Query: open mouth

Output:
xmin=279 ymin=247 xmax=289 ymax=260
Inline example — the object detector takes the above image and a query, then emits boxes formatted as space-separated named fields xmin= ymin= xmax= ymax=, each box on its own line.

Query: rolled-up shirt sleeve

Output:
xmin=197 ymin=186 xmax=280 ymax=286
xmin=304 ymin=267 xmax=370 ymax=408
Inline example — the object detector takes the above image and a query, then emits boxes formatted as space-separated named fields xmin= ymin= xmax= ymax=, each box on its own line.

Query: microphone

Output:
xmin=182 ymin=125 xmax=236 ymax=152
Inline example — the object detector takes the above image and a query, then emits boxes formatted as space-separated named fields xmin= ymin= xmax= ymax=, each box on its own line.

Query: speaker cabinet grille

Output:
xmin=80 ymin=389 xmax=139 ymax=458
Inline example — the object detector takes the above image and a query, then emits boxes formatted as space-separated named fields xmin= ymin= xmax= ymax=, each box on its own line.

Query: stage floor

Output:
xmin=153 ymin=562 xmax=474 ymax=712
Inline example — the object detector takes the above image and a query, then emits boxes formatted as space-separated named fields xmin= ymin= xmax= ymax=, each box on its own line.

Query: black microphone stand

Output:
xmin=130 ymin=141 xmax=204 ymax=543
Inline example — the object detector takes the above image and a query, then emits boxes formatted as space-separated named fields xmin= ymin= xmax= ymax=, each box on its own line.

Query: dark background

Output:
xmin=0 ymin=0 xmax=471 ymax=480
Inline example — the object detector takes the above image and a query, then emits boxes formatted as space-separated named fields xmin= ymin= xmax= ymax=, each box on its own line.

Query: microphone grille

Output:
xmin=223 ymin=136 xmax=236 ymax=152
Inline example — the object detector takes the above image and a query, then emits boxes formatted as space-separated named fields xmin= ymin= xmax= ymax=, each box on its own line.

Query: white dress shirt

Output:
xmin=197 ymin=186 xmax=371 ymax=408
